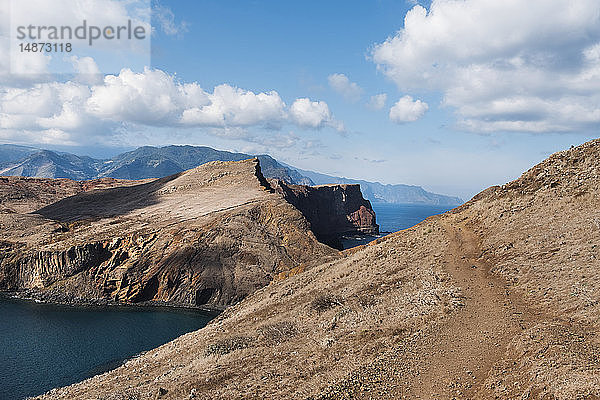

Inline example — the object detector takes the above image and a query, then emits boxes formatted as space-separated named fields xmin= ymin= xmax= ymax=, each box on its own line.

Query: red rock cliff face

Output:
xmin=270 ymin=180 xmax=379 ymax=248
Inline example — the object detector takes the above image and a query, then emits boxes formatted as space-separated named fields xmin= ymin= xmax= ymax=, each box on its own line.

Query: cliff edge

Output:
xmin=271 ymin=180 xmax=379 ymax=248
xmin=39 ymin=139 xmax=600 ymax=399
xmin=0 ymin=159 xmax=338 ymax=308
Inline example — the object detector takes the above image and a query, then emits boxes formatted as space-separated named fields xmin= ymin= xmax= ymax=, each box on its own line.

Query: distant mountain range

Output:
xmin=290 ymin=167 xmax=463 ymax=206
xmin=0 ymin=145 xmax=312 ymax=186
xmin=0 ymin=144 xmax=462 ymax=205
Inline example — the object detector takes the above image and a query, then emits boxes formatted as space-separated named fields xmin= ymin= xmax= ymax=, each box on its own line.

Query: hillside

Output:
xmin=0 ymin=144 xmax=39 ymax=165
xmin=0 ymin=159 xmax=338 ymax=308
xmin=0 ymin=176 xmax=146 ymax=214
xmin=0 ymin=150 xmax=103 ymax=180
xmin=38 ymin=139 xmax=600 ymax=399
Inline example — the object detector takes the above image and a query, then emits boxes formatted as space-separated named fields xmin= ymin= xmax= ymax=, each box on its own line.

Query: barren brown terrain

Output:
xmin=0 ymin=159 xmax=338 ymax=308
xmin=0 ymin=176 xmax=146 ymax=213
xmin=32 ymin=139 xmax=600 ymax=399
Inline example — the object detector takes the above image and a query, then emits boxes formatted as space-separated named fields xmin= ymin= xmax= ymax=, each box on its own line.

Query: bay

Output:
xmin=0 ymin=297 xmax=216 ymax=400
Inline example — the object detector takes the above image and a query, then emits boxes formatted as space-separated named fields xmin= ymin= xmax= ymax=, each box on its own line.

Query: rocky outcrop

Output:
xmin=270 ymin=180 xmax=379 ymax=248
xmin=39 ymin=139 xmax=600 ymax=400
xmin=0 ymin=159 xmax=338 ymax=308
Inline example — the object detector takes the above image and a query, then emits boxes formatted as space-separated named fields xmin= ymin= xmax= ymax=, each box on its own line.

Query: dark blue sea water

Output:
xmin=340 ymin=203 xmax=457 ymax=248
xmin=373 ymin=203 xmax=457 ymax=233
xmin=0 ymin=297 xmax=216 ymax=400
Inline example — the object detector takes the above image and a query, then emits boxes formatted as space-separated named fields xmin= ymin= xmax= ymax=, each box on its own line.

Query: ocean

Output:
xmin=0 ymin=297 xmax=216 ymax=400
xmin=373 ymin=203 xmax=457 ymax=233
xmin=340 ymin=203 xmax=457 ymax=248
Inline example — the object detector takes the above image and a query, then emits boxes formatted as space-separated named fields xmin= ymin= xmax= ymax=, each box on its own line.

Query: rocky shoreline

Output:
xmin=0 ymin=290 xmax=224 ymax=314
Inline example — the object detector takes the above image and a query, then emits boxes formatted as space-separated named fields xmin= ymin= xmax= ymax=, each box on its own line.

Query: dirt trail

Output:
xmin=313 ymin=216 xmax=546 ymax=400
xmin=404 ymin=217 xmax=543 ymax=399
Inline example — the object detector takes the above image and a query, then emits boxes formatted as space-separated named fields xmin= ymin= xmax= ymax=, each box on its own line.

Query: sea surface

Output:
xmin=373 ymin=203 xmax=457 ymax=233
xmin=340 ymin=203 xmax=458 ymax=248
xmin=0 ymin=297 xmax=216 ymax=400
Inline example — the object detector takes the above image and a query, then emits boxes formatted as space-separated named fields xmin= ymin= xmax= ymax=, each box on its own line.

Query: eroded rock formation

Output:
xmin=270 ymin=180 xmax=379 ymax=248
xmin=0 ymin=159 xmax=338 ymax=308
xmin=37 ymin=139 xmax=600 ymax=400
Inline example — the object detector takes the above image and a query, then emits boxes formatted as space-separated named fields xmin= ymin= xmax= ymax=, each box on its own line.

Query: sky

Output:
xmin=1 ymin=0 xmax=600 ymax=199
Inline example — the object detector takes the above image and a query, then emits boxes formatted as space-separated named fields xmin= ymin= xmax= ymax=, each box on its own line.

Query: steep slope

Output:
xmin=0 ymin=176 xmax=145 ymax=214
xmin=40 ymin=139 xmax=600 ymax=400
xmin=0 ymin=144 xmax=39 ymax=165
xmin=271 ymin=180 xmax=379 ymax=248
xmin=292 ymin=166 xmax=463 ymax=205
xmin=0 ymin=159 xmax=337 ymax=308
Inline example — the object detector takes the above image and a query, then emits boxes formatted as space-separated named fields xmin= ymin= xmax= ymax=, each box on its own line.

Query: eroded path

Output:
xmin=405 ymin=217 xmax=541 ymax=398
xmin=317 ymin=216 xmax=545 ymax=400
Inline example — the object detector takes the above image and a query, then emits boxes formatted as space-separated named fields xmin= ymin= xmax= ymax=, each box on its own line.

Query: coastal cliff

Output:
xmin=0 ymin=159 xmax=338 ymax=308
xmin=39 ymin=139 xmax=600 ymax=400
xmin=270 ymin=180 xmax=379 ymax=248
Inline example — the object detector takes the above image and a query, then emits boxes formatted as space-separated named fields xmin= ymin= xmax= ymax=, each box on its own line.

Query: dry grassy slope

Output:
xmin=1 ymin=159 xmax=337 ymax=307
xmin=454 ymin=139 xmax=600 ymax=399
xmin=0 ymin=176 xmax=144 ymax=214
xmin=38 ymin=140 xmax=600 ymax=400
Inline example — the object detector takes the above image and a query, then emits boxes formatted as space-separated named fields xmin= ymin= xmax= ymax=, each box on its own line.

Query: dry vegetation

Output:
xmin=36 ymin=139 xmax=600 ymax=399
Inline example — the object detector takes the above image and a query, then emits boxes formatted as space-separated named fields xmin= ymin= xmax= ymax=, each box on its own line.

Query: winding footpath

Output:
xmin=317 ymin=215 xmax=548 ymax=399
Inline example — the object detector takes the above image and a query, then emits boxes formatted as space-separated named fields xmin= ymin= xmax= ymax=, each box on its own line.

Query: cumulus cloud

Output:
xmin=70 ymin=56 xmax=103 ymax=85
xmin=289 ymin=98 xmax=344 ymax=131
xmin=328 ymin=73 xmax=363 ymax=102
xmin=0 ymin=67 xmax=342 ymax=144
xmin=372 ymin=0 xmax=600 ymax=133
xmin=70 ymin=57 xmax=101 ymax=76
xmin=180 ymin=84 xmax=287 ymax=127
xmin=389 ymin=95 xmax=428 ymax=123
xmin=367 ymin=93 xmax=387 ymax=110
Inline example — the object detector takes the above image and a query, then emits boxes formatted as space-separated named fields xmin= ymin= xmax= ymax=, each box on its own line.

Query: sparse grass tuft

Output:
xmin=311 ymin=293 xmax=344 ymax=313
xmin=258 ymin=321 xmax=298 ymax=345
xmin=205 ymin=335 xmax=254 ymax=356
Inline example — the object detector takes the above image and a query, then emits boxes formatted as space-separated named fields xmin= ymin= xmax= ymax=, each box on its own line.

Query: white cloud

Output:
xmin=153 ymin=3 xmax=188 ymax=36
xmin=70 ymin=57 xmax=101 ymax=76
xmin=289 ymin=98 xmax=344 ymax=131
xmin=367 ymin=93 xmax=387 ymax=110
xmin=389 ymin=95 xmax=428 ymax=123
xmin=70 ymin=56 xmax=103 ymax=85
xmin=372 ymin=0 xmax=600 ymax=133
xmin=180 ymin=84 xmax=287 ymax=127
xmin=87 ymin=68 xmax=200 ymax=124
xmin=327 ymin=73 xmax=363 ymax=102
xmin=0 ymin=67 xmax=342 ymax=145
xmin=3 ymin=0 xmax=151 ymax=78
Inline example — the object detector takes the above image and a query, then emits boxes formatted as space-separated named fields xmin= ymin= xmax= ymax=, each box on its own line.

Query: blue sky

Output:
xmin=1 ymin=0 xmax=599 ymax=199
